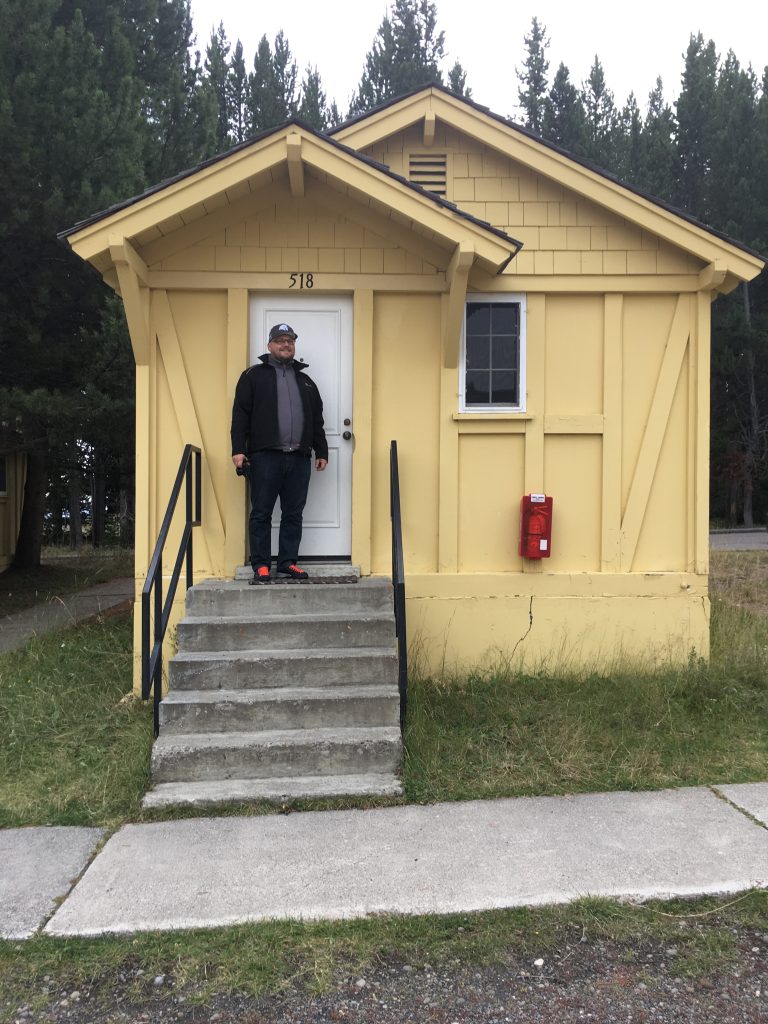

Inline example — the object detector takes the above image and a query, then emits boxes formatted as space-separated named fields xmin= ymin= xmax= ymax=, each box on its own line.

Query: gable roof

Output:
xmin=62 ymin=117 xmax=520 ymax=276
xmin=331 ymin=83 xmax=765 ymax=282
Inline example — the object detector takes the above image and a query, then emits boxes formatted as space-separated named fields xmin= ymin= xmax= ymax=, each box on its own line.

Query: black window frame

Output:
xmin=460 ymin=294 xmax=526 ymax=412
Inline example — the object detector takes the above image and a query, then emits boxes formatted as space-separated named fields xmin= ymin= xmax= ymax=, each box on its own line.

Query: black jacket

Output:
xmin=230 ymin=355 xmax=328 ymax=460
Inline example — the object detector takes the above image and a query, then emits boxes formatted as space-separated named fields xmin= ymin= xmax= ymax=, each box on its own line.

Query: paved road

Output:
xmin=710 ymin=529 xmax=768 ymax=550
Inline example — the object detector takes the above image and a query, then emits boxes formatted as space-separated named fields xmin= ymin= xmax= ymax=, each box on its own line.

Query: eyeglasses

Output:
xmin=270 ymin=337 xmax=295 ymax=344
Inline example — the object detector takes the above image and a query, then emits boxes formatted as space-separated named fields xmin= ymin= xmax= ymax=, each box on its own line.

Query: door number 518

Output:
xmin=289 ymin=272 xmax=314 ymax=289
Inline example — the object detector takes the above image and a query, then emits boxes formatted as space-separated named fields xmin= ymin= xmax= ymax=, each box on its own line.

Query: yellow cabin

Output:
xmin=62 ymin=85 xmax=766 ymax=685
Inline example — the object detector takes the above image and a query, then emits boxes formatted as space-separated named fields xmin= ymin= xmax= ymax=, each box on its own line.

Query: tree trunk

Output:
xmin=12 ymin=449 xmax=47 ymax=568
xmin=118 ymin=484 xmax=132 ymax=547
xmin=728 ymin=478 xmax=738 ymax=528
xmin=741 ymin=284 xmax=760 ymax=528
xmin=743 ymin=475 xmax=754 ymax=528
xmin=93 ymin=458 xmax=106 ymax=548
xmin=68 ymin=473 xmax=83 ymax=549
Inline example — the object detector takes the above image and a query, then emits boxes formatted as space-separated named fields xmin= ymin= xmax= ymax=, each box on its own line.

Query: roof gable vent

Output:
xmin=408 ymin=153 xmax=447 ymax=197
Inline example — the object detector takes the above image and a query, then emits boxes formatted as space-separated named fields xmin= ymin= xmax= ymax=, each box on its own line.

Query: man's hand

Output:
xmin=232 ymin=453 xmax=247 ymax=469
xmin=315 ymin=459 xmax=328 ymax=471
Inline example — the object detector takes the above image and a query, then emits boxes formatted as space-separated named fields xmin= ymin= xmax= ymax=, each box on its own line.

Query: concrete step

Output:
xmin=186 ymin=578 xmax=393 ymax=617
xmin=168 ymin=647 xmax=399 ymax=691
xmin=159 ymin=685 xmax=400 ymax=733
xmin=176 ymin=612 xmax=396 ymax=653
xmin=151 ymin=726 xmax=402 ymax=784
xmin=142 ymin=772 xmax=403 ymax=808
xmin=234 ymin=563 xmax=360 ymax=580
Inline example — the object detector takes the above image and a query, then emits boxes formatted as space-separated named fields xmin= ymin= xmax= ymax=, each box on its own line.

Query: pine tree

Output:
xmin=297 ymin=67 xmax=337 ymax=131
xmin=133 ymin=0 xmax=217 ymax=181
xmin=710 ymin=51 xmax=758 ymax=239
xmin=675 ymin=33 xmax=718 ymax=219
xmin=203 ymin=22 xmax=233 ymax=151
xmin=541 ymin=62 xmax=587 ymax=155
xmin=273 ymin=30 xmax=298 ymax=117
xmin=612 ymin=92 xmax=642 ymax=183
xmin=757 ymin=68 xmax=768 ymax=246
xmin=0 ymin=0 xmax=147 ymax=564
xmin=516 ymin=17 xmax=549 ymax=134
xmin=640 ymin=78 xmax=677 ymax=201
xmin=581 ymin=56 xmax=617 ymax=167
xmin=229 ymin=40 xmax=249 ymax=144
xmin=247 ymin=32 xmax=298 ymax=132
xmin=447 ymin=60 xmax=471 ymax=98
xmin=349 ymin=0 xmax=445 ymax=115
xmin=708 ymin=53 xmax=766 ymax=526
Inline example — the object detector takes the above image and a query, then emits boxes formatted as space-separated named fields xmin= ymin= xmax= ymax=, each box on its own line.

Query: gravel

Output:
xmin=5 ymin=923 xmax=768 ymax=1023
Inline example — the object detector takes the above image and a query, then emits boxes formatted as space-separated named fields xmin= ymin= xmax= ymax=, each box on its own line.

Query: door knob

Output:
xmin=342 ymin=431 xmax=352 ymax=440
xmin=343 ymin=418 xmax=351 ymax=426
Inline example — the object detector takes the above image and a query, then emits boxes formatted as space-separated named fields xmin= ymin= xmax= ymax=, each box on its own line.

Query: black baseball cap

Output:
xmin=268 ymin=323 xmax=298 ymax=342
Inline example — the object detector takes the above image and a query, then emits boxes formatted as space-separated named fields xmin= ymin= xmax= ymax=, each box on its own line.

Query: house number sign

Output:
xmin=288 ymin=272 xmax=314 ymax=289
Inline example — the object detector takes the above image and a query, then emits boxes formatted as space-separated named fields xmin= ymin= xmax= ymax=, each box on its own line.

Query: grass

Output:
xmin=0 ymin=890 xmax=766 ymax=1011
xmin=404 ymin=550 xmax=768 ymax=802
xmin=0 ymin=611 xmax=152 ymax=828
xmin=0 ymin=547 xmax=133 ymax=617
xmin=1 ymin=551 xmax=767 ymax=1013
xmin=2 ymin=551 xmax=767 ymax=827
xmin=710 ymin=547 xmax=768 ymax=615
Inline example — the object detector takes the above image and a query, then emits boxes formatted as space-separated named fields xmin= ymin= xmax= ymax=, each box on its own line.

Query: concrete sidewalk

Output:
xmin=0 ymin=577 xmax=134 ymax=653
xmin=3 ymin=782 xmax=766 ymax=939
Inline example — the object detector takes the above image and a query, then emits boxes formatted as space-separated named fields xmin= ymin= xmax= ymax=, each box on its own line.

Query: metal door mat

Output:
xmin=251 ymin=575 xmax=359 ymax=585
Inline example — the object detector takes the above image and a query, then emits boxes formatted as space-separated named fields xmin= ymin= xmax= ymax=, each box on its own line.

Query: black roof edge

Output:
xmin=59 ymin=118 xmax=309 ymax=239
xmin=58 ymin=113 xmax=522 ymax=260
xmin=330 ymin=82 xmax=766 ymax=264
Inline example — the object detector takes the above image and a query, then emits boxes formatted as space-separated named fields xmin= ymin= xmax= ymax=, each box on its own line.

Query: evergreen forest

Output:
xmin=0 ymin=1 xmax=766 ymax=565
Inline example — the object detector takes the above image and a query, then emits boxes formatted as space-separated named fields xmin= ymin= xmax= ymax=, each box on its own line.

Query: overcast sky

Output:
xmin=188 ymin=0 xmax=766 ymax=119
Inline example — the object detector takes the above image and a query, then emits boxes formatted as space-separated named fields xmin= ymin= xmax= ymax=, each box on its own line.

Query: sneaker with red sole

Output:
xmin=278 ymin=564 xmax=309 ymax=580
xmin=249 ymin=566 xmax=272 ymax=585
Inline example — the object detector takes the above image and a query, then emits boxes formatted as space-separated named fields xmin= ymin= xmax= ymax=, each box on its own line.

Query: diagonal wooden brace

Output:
xmin=109 ymin=236 xmax=150 ymax=364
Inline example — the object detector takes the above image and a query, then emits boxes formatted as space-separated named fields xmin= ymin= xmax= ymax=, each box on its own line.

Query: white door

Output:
xmin=249 ymin=294 xmax=353 ymax=558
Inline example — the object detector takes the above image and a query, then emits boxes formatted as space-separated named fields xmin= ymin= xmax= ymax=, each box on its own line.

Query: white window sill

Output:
xmin=452 ymin=413 xmax=533 ymax=421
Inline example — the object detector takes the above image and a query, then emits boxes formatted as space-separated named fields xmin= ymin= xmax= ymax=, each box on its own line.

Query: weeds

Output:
xmin=0 ymin=549 xmax=133 ymax=617
xmin=0 ymin=612 xmax=151 ymax=828
xmin=404 ymin=555 xmax=768 ymax=803
xmin=2 ymin=552 xmax=767 ymax=824
xmin=1 ymin=891 xmax=765 ymax=1007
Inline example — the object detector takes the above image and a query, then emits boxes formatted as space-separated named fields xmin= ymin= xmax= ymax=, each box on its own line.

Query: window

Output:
xmin=461 ymin=294 xmax=526 ymax=412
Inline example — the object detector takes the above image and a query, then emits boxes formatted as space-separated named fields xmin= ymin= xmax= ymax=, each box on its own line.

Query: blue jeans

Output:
xmin=249 ymin=451 xmax=312 ymax=571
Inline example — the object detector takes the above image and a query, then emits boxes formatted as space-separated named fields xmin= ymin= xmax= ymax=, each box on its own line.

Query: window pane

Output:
xmin=466 ymin=335 xmax=490 ymax=369
xmin=466 ymin=370 xmax=491 ymax=405
xmin=466 ymin=303 xmax=490 ymax=336
xmin=464 ymin=300 xmax=522 ymax=409
xmin=491 ymin=304 xmax=518 ymax=334
xmin=491 ymin=335 xmax=517 ymax=368
xmin=491 ymin=370 xmax=518 ymax=405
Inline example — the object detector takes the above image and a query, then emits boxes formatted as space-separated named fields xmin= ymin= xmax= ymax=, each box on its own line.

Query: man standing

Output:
xmin=231 ymin=323 xmax=328 ymax=583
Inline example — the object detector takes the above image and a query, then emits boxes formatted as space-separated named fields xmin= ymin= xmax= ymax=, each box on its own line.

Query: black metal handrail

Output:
xmin=390 ymin=440 xmax=407 ymax=728
xmin=141 ymin=444 xmax=201 ymax=736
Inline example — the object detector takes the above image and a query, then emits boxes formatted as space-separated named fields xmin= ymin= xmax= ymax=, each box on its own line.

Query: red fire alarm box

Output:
xmin=519 ymin=494 xmax=553 ymax=559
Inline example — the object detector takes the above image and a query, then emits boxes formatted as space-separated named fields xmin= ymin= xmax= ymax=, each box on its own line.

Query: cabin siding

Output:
xmin=63 ymin=96 xmax=763 ymax=681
